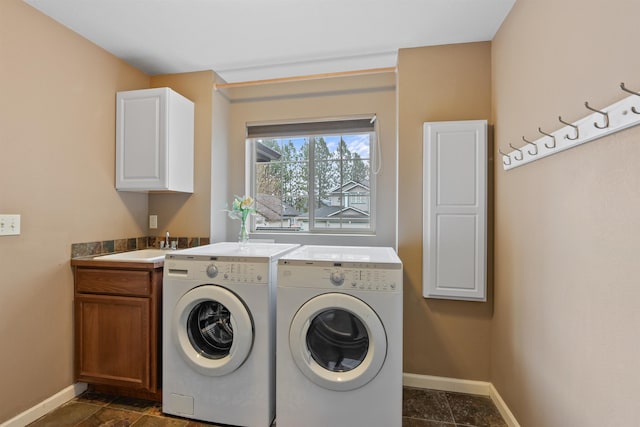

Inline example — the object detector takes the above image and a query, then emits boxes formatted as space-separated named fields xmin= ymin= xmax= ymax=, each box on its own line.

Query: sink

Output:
xmin=93 ymin=249 xmax=169 ymax=262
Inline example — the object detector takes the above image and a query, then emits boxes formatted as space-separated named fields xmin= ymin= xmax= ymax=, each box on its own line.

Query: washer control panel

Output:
xmin=165 ymin=256 xmax=270 ymax=284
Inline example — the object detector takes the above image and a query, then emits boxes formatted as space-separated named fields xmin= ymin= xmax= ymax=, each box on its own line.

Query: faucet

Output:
xmin=164 ymin=231 xmax=178 ymax=250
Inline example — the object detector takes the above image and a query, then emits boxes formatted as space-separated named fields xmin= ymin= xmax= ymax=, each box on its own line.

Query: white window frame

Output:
xmin=245 ymin=117 xmax=378 ymax=237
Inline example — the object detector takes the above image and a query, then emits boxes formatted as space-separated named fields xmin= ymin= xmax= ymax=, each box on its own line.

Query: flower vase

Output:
xmin=238 ymin=217 xmax=249 ymax=246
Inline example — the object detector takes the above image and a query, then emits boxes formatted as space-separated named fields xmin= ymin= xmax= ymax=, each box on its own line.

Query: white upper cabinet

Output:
xmin=422 ymin=120 xmax=487 ymax=301
xmin=116 ymin=87 xmax=194 ymax=193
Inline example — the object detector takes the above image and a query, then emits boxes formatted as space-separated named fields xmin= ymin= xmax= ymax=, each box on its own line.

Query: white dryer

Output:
xmin=162 ymin=242 xmax=299 ymax=427
xmin=276 ymin=245 xmax=403 ymax=427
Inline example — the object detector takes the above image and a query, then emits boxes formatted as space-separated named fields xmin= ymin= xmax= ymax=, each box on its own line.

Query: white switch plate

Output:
xmin=149 ymin=215 xmax=158 ymax=229
xmin=0 ymin=214 xmax=21 ymax=236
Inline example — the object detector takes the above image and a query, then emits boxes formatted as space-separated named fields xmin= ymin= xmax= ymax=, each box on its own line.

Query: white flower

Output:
xmin=225 ymin=195 xmax=255 ymax=220
xmin=240 ymin=196 xmax=254 ymax=210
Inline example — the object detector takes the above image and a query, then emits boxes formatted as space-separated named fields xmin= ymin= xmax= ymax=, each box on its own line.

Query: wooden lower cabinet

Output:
xmin=71 ymin=261 xmax=163 ymax=399
xmin=75 ymin=294 xmax=150 ymax=387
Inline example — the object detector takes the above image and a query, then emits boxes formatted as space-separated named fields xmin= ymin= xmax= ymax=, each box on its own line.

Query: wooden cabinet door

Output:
xmin=422 ymin=120 xmax=487 ymax=301
xmin=75 ymin=294 xmax=150 ymax=389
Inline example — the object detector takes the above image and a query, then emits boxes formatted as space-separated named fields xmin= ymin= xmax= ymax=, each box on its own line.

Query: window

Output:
xmin=247 ymin=117 xmax=376 ymax=234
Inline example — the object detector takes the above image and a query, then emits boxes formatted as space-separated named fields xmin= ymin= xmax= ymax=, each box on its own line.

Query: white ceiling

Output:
xmin=23 ymin=0 xmax=515 ymax=83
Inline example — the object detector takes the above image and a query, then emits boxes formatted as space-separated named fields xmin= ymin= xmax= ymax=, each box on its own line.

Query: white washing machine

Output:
xmin=276 ymin=245 xmax=403 ymax=427
xmin=162 ymin=242 xmax=299 ymax=427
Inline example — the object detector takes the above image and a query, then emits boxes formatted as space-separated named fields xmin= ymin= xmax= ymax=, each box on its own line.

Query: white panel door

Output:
xmin=115 ymin=87 xmax=194 ymax=193
xmin=116 ymin=90 xmax=166 ymax=189
xmin=423 ymin=120 xmax=487 ymax=301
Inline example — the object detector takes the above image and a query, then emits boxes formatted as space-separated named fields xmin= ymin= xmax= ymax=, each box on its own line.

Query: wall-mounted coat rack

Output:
xmin=500 ymin=83 xmax=640 ymax=170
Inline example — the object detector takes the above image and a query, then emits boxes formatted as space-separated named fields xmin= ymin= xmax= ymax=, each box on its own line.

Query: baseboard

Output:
xmin=0 ymin=383 xmax=87 ymax=427
xmin=403 ymin=373 xmax=520 ymax=427
xmin=403 ymin=372 xmax=491 ymax=395
xmin=3 ymin=377 xmax=520 ymax=427
xmin=488 ymin=382 xmax=520 ymax=427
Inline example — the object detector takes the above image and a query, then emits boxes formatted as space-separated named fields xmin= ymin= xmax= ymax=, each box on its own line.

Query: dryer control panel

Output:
xmin=341 ymin=268 xmax=400 ymax=291
xmin=165 ymin=256 xmax=271 ymax=284
xmin=279 ymin=261 xmax=402 ymax=292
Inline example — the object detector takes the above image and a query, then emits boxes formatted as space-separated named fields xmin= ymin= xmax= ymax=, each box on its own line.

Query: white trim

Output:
xmin=0 ymin=383 xmax=87 ymax=427
xmin=403 ymin=372 xmax=491 ymax=395
xmin=489 ymin=383 xmax=521 ymax=427
xmin=403 ymin=373 xmax=520 ymax=427
xmin=216 ymin=52 xmax=398 ymax=85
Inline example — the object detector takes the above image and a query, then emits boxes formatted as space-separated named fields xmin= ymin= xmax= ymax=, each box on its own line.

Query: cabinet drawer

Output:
xmin=76 ymin=269 xmax=151 ymax=296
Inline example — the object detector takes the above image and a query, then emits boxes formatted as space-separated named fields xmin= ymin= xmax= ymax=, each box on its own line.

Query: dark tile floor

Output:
xmin=27 ymin=387 xmax=507 ymax=427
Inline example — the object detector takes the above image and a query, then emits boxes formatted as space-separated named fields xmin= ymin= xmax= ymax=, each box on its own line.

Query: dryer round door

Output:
xmin=173 ymin=285 xmax=253 ymax=376
xmin=289 ymin=292 xmax=387 ymax=391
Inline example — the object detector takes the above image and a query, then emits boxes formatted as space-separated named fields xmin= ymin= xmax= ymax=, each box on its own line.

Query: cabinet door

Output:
xmin=422 ymin=120 xmax=487 ymax=301
xmin=75 ymin=294 xmax=150 ymax=389
xmin=116 ymin=89 xmax=167 ymax=190
xmin=115 ymin=87 xmax=194 ymax=192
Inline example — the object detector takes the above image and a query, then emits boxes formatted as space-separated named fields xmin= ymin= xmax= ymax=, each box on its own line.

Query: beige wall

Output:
xmin=0 ymin=0 xmax=150 ymax=422
xmin=225 ymin=73 xmax=397 ymax=247
xmin=397 ymin=43 xmax=493 ymax=380
xmin=8 ymin=0 xmax=638 ymax=424
xmin=491 ymin=0 xmax=640 ymax=425
xmin=149 ymin=71 xmax=214 ymax=238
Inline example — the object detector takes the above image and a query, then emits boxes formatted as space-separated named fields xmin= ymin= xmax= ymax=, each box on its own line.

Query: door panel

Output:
xmin=75 ymin=294 xmax=150 ymax=388
xmin=423 ymin=120 xmax=487 ymax=301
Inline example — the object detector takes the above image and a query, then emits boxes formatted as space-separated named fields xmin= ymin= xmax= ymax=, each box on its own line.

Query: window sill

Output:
xmin=248 ymin=231 xmax=380 ymax=247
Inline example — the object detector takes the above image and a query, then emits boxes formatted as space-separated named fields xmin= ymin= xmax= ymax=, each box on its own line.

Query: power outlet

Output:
xmin=0 ymin=214 xmax=21 ymax=236
xmin=149 ymin=215 xmax=158 ymax=229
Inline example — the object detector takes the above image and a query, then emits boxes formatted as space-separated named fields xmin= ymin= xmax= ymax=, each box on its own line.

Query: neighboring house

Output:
xmin=297 ymin=204 xmax=370 ymax=230
xmin=328 ymin=180 xmax=370 ymax=213
xmin=255 ymin=193 xmax=300 ymax=230
xmin=310 ymin=205 xmax=370 ymax=229
xmin=254 ymin=181 xmax=371 ymax=231
xmin=300 ymin=180 xmax=371 ymax=229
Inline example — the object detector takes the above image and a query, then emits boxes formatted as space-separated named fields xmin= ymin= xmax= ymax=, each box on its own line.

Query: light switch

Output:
xmin=149 ymin=215 xmax=158 ymax=229
xmin=0 ymin=214 xmax=21 ymax=236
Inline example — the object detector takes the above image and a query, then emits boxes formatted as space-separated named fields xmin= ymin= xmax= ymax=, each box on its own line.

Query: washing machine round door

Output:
xmin=289 ymin=292 xmax=387 ymax=391
xmin=173 ymin=285 xmax=253 ymax=376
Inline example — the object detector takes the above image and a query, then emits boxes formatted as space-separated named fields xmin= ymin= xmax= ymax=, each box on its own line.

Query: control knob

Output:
xmin=329 ymin=270 xmax=345 ymax=286
xmin=206 ymin=264 xmax=219 ymax=278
